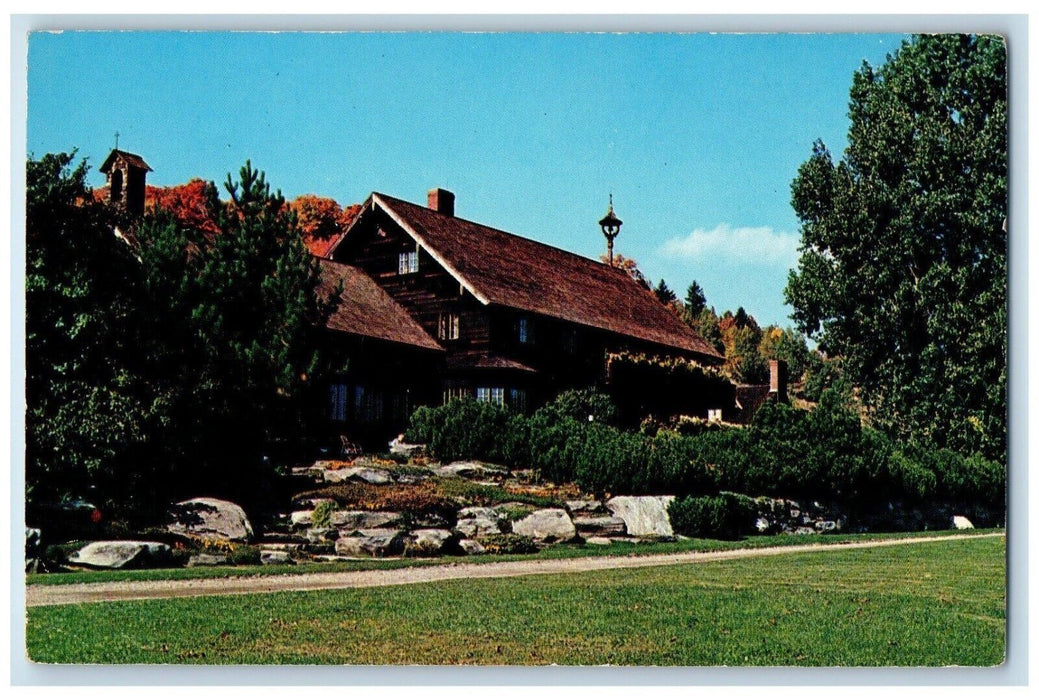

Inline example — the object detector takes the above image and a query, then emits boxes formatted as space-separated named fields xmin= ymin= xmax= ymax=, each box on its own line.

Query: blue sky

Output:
xmin=27 ymin=31 xmax=907 ymax=328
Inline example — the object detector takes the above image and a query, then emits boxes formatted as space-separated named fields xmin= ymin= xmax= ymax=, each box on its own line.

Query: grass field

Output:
xmin=27 ymin=528 xmax=995 ymax=586
xmin=26 ymin=534 xmax=1005 ymax=665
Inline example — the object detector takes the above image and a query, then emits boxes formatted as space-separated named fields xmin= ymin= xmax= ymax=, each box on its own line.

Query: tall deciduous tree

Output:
xmin=25 ymin=153 xmax=165 ymax=514
xmin=784 ymin=35 xmax=1007 ymax=460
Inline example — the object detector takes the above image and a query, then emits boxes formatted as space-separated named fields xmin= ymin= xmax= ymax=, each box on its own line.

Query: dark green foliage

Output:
xmin=405 ymin=388 xmax=1004 ymax=518
xmin=653 ymin=279 xmax=677 ymax=305
xmin=684 ymin=281 xmax=707 ymax=316
xmin=535 ymin=388 xmax=618 ymax=426
xmin=785 ymin=35 xmax=1007 ymax=461
xmin=25 ymin=153 xmax=168 ymax=517
xmin=403 ymin=398 xmax=513 ymax=464
xmin=135 ymin=161 xmax=333 ymax=507
xmin=668 ymin=493 xmax=758 ymax=540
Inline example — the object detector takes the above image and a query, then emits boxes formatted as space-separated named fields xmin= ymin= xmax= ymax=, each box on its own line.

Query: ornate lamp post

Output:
xmin=599 ymin=194 xmax=623 ymax=266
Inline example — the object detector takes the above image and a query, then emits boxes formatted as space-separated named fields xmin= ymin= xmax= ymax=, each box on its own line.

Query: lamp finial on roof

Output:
xmin=599 ymin=194 xmax=623 ymax=266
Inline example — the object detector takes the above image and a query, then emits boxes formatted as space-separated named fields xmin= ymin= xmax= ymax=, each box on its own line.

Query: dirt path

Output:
xmin=26 ymin=532 xmax=1003 ymax=608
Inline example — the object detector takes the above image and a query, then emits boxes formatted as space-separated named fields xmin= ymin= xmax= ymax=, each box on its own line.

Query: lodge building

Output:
xmin=102 ymin=149 xmax=784 ymax=444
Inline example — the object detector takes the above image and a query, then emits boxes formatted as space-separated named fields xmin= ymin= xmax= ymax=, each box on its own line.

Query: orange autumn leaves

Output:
xmin=98 ymin=180 xmax=360 ymax=257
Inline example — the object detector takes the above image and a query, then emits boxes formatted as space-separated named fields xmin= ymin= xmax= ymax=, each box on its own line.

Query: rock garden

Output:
xmin=28 ymin=447 xmax=985 ymax=574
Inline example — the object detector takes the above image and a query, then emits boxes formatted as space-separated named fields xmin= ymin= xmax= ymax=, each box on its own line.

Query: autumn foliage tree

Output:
xmin=290 ymin=194 xmax=361 ymax=257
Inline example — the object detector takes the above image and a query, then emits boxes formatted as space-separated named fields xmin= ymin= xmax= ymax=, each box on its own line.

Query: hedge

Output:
xmin=403 ymin=390 xmax=1005 ymax=515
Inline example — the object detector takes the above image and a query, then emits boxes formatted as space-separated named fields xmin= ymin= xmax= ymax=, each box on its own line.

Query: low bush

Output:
xmin=294 ymin=482 xmax=456 ymax=523
xmin=668 ymin=493 xmax=757 ymax=540
xmin=477 ymin=533 xmax=538 ymax=555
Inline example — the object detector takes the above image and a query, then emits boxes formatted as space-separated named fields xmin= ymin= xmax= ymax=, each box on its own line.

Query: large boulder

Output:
xmin=606 ymin=496 xmax=675 ymax=538
xmin=167 ymin=498 xmax=254 ymax=543
xmin=335 ymin=529 xmax=405 ymax=557
xmin=573 ymin=515 xmax=627 ymax=537
xmin=406 ymin=528 xmax=456 ymax=555
xmin=455 ymin=507 xmax=504 ymax=537
xmin=69 ymin=541 xmax=170 ymax=570
xmin=511 ymin=508 xmax=576 ymax=543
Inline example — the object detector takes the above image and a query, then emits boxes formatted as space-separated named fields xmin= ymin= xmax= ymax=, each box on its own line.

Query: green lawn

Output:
xmin=27 ymin=529 xmax=994 ymax=587
xmin=26 ymin=534 xmax=1005 ymax=665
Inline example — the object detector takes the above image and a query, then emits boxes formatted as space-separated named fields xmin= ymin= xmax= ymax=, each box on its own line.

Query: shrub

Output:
xmin=311 ymin=499 xmax=336 ymax=528
xmin=403 ymin=398 xmax=512 ymax=463
xmin=535 ymin=389 xmax=618 ymax=426
xmin=477 ymin=533 xmax=538 ymax=555
xmin=668 ymin=493 xmax=757 ymax=540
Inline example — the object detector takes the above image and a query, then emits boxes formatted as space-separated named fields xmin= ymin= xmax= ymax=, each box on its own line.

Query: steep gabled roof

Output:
xmin=316 ymin=258 xmax=443 ymax=352
xmin=100 ymin=149 xmax=153 ymax=174
xmin=336 ymin=192 xmax=723 ymax=362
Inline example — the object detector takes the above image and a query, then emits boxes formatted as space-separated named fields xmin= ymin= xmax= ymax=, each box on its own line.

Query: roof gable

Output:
xmin=333 ymin=192 xmax=723 ymax=361
xmin=100 ymin=149 xmax=153 ymax=174
xmin=316 ymin=258 xmax=443 ymax=352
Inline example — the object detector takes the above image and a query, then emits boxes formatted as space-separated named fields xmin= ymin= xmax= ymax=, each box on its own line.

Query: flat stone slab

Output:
xmin=69 ymin=541 xmax=170 ymax=570
xmin=605 ymin=496 xmax=675 ymax=538
xmin=434 ymin=461 xmax=508 ymax=479
xmin=573 ymin=515 xmax=627 ymax=536
xmin=260 ymin=550 xmax=295 ymax=565
xmin=566 ymin=499 xmax=603 ymax=514
xmin=187 ymin=552 xmax=229 ymax=567
xmin=324 ymin=467 xmax=394 ymax=485
xmin=332 ymin=511 xmax=401 ymax=530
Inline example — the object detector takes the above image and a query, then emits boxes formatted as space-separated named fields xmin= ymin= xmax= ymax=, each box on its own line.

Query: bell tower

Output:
xmin=99 ymin=146 xmax=152 ymax=218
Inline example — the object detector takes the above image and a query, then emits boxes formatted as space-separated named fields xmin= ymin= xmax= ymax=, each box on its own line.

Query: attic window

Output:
xmin=398 ymin=250 xmax=419 ymax=274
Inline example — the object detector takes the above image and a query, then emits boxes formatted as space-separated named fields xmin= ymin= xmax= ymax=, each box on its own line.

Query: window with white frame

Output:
xmin=476 ymin=386 xmax=505 ymax=407
xmin=438 ymin=312 xmax=460 ymax=340
xmin=398 ymin=249 xmax=419 ymax=274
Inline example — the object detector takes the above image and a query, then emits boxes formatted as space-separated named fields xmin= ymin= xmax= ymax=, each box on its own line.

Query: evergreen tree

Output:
xmin=137 ymin=162 xmax=335 ymax=504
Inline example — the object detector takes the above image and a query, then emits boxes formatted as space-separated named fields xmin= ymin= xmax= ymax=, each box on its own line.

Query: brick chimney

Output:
xmin=428 ymin=188 xmax=455 ymax=217
xmin=769 ymin=359 xmax=788 ymax=403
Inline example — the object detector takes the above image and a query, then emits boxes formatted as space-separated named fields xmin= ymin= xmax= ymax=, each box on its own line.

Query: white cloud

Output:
xmin=659 ymin=224 xmax=801 ymax=268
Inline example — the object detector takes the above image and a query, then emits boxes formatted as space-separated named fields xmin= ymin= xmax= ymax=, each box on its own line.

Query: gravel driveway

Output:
xmin=26 ymin=532 xmax=1002 ymax=608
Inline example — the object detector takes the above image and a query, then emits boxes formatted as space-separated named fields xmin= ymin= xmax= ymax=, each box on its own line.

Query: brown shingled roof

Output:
xmin=351 ymin=193 xmax=722 ymax=362
xmin=99 ymin=149 xmax=153 ymax=173
xmin=316 ymin=258 xmax=442 ymax=352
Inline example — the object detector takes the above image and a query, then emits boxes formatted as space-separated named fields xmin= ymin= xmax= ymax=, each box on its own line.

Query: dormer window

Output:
xmin=438 ymin=312 xmax=460 ymax=341
xmin=398 ymin=250 xmax=419 ymax=274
